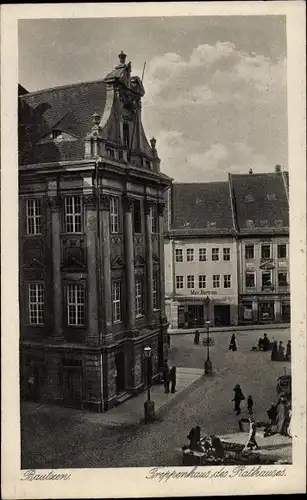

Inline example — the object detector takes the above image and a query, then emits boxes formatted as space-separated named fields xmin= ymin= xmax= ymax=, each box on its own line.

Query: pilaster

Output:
xmin=145 ymin=199 xmax=154 ymax=321
xmin=123 ymin=195 xmax=136 ymax=331
xmin=47 ymin=194 xmax=64 ymax=340
xmin=158 ymin=202 xmax=166 ymax=321
xmin=84 ymin=194 xmax=99 ymax=344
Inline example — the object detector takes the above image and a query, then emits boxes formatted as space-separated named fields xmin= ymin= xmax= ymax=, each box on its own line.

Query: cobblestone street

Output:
xmin=21 ymin=327 xmax=291 ymax=469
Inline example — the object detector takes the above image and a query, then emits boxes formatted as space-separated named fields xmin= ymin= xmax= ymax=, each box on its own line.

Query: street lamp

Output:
xmin=144 ymin=346 xmax=155 ymax=423
xmin=204 ymin=320 xmax=213 ymax=374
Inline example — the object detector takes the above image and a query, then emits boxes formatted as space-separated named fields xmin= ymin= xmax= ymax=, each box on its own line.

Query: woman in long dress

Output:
xmin=229 ymin=333 xmax=237 ymax=351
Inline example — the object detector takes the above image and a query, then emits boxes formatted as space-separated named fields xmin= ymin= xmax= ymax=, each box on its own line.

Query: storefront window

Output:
xmin=259 ymin=302 xmax=275 ymax=321
xmin=243 ymin=304 xmax=253 ymax=320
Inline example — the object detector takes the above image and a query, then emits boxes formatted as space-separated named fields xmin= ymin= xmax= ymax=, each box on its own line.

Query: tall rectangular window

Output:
xmin=110 ymin=197 xmax=120 ymax=234
xmin=176 ymin=276 xmax=184 ymax=289
xmin=149 ymin=203 xmax=158 ymax=233
xmin=199 ymin=275 xmax=206 ymax=289
xmin=65 ymin=196 xmax=82 ymax=233
xmin=261 ymin=244 xmax=271 ymax=259
xmin=187 ymin=275 xmax=194 ymax=289
xmin=28 ymin=283 xmax=44 ymax=324
xmin=199 ymin=248 xmax=207 ymax=261
xmin=135 ymin=277 xmax=144 ymax=317
xmin=133 ymin=200 xmax=142 ymax=233
xmin=67 ymin=283 xmax=85 ymax=326
xmin=123 ymin=122 xmax=130 ymax=148
xmin=212 ymin=248 xmax=219 ymax=261
xmin=278 ymin=244 xmax=287 ymax=259
xmin=26 ymin=199 xmax=42 ymax=235
xmin=278 ymin=272 xmax=288 ymax=287
xmin=224 ymin=274 xmax=232 ymax=288
xmin=213 ymin=275 xmax=220 ymax=288
xmin=175 ymin=249 xmax=183 ymax=262
xmin=245 ymin=272 xmax=256 ymax=288
xmin=262 ymin=271 xmax=272 ymax=287
xmin=186 ymin=248 xmax=194 ymax=262
xmin=245 ymin=244 xmax=255 ymax=259
xmin=153 ymin=273 xmax=160 ymax=310
xmin=223 ymin=248 xmax=231 ymax=261
xmin=112 ymin=280 xmax=122 ymax=323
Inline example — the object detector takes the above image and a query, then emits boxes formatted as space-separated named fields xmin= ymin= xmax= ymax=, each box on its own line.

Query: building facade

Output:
xmin=19 ymin=52 xmax=172 ymax=412
xmin=164 ymin=168 xmax=290 ymax=329
xmin=230 ymin=169 xmax=290 ymax=324
xmin=164 ymin=183 xmax=239 ymax=328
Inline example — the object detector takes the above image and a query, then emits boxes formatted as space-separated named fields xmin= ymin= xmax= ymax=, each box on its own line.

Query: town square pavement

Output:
xmin=21 ymin=327 xmax=291 ymax=468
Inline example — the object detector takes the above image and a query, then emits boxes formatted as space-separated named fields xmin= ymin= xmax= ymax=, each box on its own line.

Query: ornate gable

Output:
xmin=22 ymin=258 xmax=46 ymax=270
xmin=111 ymin=255 xmax=125 ymax=269
xmin=134 ymin=254 xmax=146 ymax=267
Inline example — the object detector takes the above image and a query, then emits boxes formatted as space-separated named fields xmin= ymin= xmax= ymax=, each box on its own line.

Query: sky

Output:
xmin=18 ymin=16 xmax=288 ymax=183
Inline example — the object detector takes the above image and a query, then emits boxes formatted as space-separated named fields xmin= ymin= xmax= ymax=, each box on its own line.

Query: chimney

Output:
xmin=275 ymin=164 xmax=281 ymax=173
xmin=249 ymin=168 xmax=253 ymax=175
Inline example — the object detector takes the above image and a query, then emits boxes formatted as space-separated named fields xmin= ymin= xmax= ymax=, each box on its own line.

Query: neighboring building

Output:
xmin=164 ymin=183 xmax=239 ymax=328
xmin=165 ymin=167 xmax=290 ymax=328
xmin=230 ymin=167 xmax=290 ymax=324
xmin=18 ymin=51 xmax=172 ymax=412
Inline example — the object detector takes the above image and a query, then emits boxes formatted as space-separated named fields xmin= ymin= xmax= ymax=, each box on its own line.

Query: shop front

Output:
xmin=239 ymin=295 xmax=291 ymax=324
xmin=166 ymin=292 xmax=238 ymax=329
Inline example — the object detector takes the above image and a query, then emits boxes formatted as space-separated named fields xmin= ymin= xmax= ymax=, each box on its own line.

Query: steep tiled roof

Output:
xmin=170 ymin=182 xmax=235 ymax=234
xmin=230 ymin=172 xmax=289 ymax=233
xmin=19 ymin=80 xmax=107 ymax=165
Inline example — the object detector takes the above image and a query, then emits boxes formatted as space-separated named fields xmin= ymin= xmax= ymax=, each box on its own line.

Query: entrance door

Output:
xmin=63 ymin=368 xmax=82 ymax=409
xmin=187 ymin=305 xmax=204 ymax=327
xmin=282 ymin=303 xmax=291 ymax=322
xmin=115 ymin=352 xmax=125 ymax=394
xmin=214 ymin=305 xmax=230 ymax=326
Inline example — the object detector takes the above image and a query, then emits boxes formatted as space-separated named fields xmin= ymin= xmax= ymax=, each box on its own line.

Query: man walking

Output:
xmin=247 ymin=395 xmax=254 ymax=415
xmin=232 ymin=384 xmax=245 ymax=415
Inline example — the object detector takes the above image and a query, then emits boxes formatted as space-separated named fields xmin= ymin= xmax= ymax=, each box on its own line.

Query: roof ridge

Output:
xmin=19 ymin=78 xmax=107 ymax=98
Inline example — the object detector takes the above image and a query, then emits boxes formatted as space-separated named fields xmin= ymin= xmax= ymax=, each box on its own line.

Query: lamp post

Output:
xmin=204 ymin=320 xmax=213 ymax=374
xmin=144 ymin=346 xmax=155 ymax=423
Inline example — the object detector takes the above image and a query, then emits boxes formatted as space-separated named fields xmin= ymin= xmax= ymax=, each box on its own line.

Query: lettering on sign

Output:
xmin=190 ymin=290 xmax=218 ymax=296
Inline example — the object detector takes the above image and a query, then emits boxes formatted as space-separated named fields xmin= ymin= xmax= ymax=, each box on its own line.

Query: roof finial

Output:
xmin=249 ymin=168 xmax=253 ymax=175
xmin=118 ymin=50 xmax=127 ymax=65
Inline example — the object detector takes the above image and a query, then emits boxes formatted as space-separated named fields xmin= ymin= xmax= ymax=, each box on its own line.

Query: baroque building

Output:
xmin=18 ymin=51 xmax=172 ymax=411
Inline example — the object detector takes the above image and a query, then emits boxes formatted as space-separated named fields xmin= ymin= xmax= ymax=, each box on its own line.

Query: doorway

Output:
xmin=115 ymin=352 xmax=125 ymax=394
xmin=214 ymin=305 xmax=230 ymax=326
xmin=187 ymin=305 xmax=204 ymax=327
xmin=63 ymin=366 xmax=83 ymax=409
xmin=282 ymin=303 xmax=291 ymax=322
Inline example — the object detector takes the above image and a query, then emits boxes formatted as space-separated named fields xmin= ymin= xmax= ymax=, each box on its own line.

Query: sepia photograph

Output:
xmin=1 ymin=2 xmax=306 ymax=498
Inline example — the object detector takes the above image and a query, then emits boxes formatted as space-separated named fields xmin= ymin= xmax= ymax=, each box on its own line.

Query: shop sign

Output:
xmin=190 ymin=290 xmax=218 ymax=296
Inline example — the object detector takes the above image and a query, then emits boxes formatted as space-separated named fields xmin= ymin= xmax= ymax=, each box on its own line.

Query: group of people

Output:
xmin=161 ymin=362 xmax=177 ymax=394
xmin=271 ymin=340 xmax=291 ymax=361
xmin=265 ymin=395 xmax=292 ymax=437
xmin=258 ymin=333 xmax=271 ymax=351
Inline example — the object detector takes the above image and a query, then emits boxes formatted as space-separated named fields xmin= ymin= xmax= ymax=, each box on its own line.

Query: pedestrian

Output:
xmin=246 ymin=419 xmax=260 ymax=450
xmin=232 ymin=384 xmax=245 ymax=415
xmin=286 ymin=340 xmax=291 ymax=361
xmin=229 ymin=333 xmax=237 ymax=351
xmin=267 ymin=403 xmax=277 ymax=426
xmin=258 ymin=337 xmax=264 ymax=351
xmin=162 ymin=363 xmax=170 ymax=393
xmin=275 ymin=395 xmax=288 ymax=435
xmin=247 ymin=395 xmax=254 ymax=415
xmin=271 ymin=340 xmax=278 ymax=361
xmin=262 ymin=333 xmax=270 ymax=351
xmin=169 ymin=365 xmax=177 ymax=393
xmin=167 ymin=334 xmax=171 ymax=348
xmin=194 ymin=330 xmax=200 ymax=345
xmin=278 ymin=341 xmax=285 ymax=361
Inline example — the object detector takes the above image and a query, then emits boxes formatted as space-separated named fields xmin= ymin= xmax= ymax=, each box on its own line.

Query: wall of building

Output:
xmin=238 ymin=236 xmax=290 ymax=323
xmin=165 ymin=236 xmax=239 ymax=328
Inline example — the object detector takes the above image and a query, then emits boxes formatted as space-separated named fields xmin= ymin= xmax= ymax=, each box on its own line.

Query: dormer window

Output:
xmin=50 ymin=130 xmax=63 ymax=140
xmin=144 ymin=159 xmax=152 ymax=169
